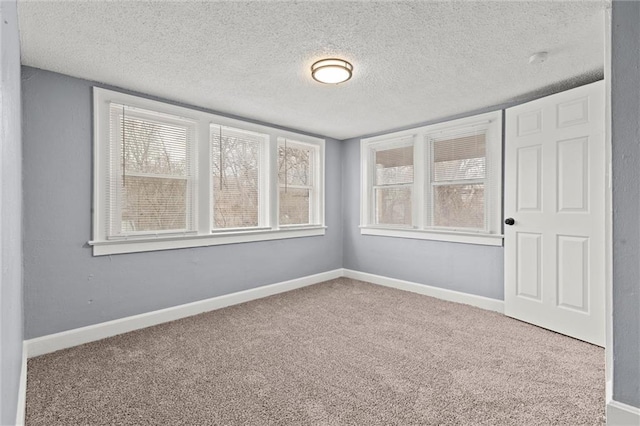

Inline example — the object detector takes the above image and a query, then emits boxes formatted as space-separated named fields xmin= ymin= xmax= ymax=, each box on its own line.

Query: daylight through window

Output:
xmin=109 ymin=104 xmax=195 ymax=236
xmin=278 ymin=140 xmax=318 ymax=226
xmin=361 ymin=111 xmax=502 ymax=246
xmin=93 ymin=88 xmax=325 ymax=255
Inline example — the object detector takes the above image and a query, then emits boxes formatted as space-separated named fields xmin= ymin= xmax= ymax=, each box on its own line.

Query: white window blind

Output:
xmin=278 ymin=140 xmax=314 ymax=225
xmin=373 ymin=142 xmax=414 ymax=227
xmin=108 ymin=103 xmax=195 ymax=237
xmin=427 ymin=129 xmax=488 ymax=231
xmin=211 ymin=124 xmax=266 ymax=229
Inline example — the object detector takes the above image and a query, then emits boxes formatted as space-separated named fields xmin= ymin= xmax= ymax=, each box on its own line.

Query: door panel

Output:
xmin=517 ymin=146 xmax=542 ymax=211
xmin=505 ymin=81 xmax=605 ymax=346
xmin=557 ymin=137 xmax=589 ymax=212
xmin=516 ymin=232 xmax=542 ymax=301
xmin=557 ymin=235 xmax=589 ymax=312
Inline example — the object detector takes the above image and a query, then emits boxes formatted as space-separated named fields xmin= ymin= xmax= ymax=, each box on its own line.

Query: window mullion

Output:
xmin=197 ymin=120 xmax=211 ymax=235
xmin=315 ymin=144 xmax=324 ymax=226
xmin=413 ymin=137 xmax=424 ymax=229
xmin=424 ymin=135 xmax=434 ymax=229
xmin=260 ymin=133 xmax=271 ymax=228
xmin=363 ymin=145 xmax=374 ymax=226
xmin=269 ymin=132 xmax=280 ymax=230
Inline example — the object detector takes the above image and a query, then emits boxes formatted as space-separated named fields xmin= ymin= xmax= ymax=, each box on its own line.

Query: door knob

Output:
xmin=505 ymin=218 xmax=515 ymax=226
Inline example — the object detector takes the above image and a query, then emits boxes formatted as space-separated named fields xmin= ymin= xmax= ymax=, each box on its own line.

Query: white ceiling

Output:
xmin=18 ymin=1 xmax=607 ymax=140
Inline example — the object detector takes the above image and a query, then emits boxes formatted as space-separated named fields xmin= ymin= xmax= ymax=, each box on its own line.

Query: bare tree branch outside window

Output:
xmin=278 ymin=144 xmax=312 ymax=225
xmin=212 ymin=128 xmax=261 ymax=228
xmin=431 ymin=133 xmax=486 ymax=230
xmin=374 ymin=145 xmax=413 ymax=226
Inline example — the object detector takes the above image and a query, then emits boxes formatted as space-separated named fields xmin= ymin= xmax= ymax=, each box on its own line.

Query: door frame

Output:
xmin=603 ymin=6 xmax=613 ymax=408
xmin=500 ymin=5 xmax=613 ymax=407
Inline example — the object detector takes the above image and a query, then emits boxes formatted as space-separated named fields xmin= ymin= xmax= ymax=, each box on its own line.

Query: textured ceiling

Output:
xmin=18 ymin=1 xmax=607 ymax=140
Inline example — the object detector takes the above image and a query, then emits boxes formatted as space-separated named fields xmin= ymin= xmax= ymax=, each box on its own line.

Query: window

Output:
xmin=361 ymin=111 xmax=502 ymax=246
xmin=107 ymin=103 xmax=196 ymax=238
xmin=92 ymin=88 xmax=325 ymax=255
xmin=372 ymin=140 xmax=414 ymax=227
xmin=211 ymin=125 xmax=267 ymax=230
xmin=278 ymin=139 xmax=323 ymax=226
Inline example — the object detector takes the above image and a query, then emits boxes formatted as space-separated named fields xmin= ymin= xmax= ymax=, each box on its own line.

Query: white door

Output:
xmin=504 ymin=81 xmax=605 ymax=346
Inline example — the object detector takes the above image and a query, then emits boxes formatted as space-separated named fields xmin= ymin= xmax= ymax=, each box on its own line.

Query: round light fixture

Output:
xmin=528 ymin=51 xmax=548 ymax=65
xmin=311 ymin=58 xmax=353 ymax=84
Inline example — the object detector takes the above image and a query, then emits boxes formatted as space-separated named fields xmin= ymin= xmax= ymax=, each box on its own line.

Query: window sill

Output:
xmin=89 ymin=226 xmax=327 ymax=256
xmin=359 ymin=226 xmax=503 ymax=246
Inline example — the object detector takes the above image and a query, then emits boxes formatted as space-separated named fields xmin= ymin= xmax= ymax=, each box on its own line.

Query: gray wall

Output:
xmin=0 ymin=0 xmax=23 ymax=424
xmin=341 ymin=137 xmax=504 ymax=300
xmin=611 ymin=0 xmax=640 ymax=409
xmin=22 ymin=67 xmax=343 ymax=339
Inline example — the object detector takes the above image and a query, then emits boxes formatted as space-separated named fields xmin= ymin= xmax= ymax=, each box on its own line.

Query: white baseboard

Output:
xmin=607 ymin=400 xmax=640 ymax=425
xmin=22 ymin=266 xmax=636 ymax=426
xmin=342 ymin=269 xmax=504 ymax=313
xmin=25 ymin=269 xmax=343 ymax=358
xmin=24 ymin=268 xmax=505 ymax=358
xmin=15 ymin=343 xmax=27 ymax=426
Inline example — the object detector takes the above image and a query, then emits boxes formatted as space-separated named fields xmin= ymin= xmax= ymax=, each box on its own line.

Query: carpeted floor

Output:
xmin=26 ymin=278 xmax=605 ymax=425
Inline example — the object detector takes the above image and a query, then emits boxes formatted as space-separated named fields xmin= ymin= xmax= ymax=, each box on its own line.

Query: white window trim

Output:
xmin=91 ymin=88 xmax=325 ymax=256
xmin=277 ymin=138 xmax=325 ymax=227
xmin=209 ymin=124 xmax=271 ymax=231
xmin=106 ymin=105 xmax=199 ymax=238
xmin=360 ymin=111 xmax=503 ymax=246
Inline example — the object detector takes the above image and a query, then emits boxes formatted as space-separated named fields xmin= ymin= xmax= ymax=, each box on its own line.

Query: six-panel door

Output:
xmin=504 ymin=81 xmax=605 ymax=346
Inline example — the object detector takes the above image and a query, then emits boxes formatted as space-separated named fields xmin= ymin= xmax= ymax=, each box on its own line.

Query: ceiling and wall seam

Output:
xmin=17 ymin=1 xmax=608 ymax=140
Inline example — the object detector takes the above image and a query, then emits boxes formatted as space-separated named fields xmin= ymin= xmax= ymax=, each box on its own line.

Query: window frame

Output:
xmin=209 ymin=123 xmax=270 ymax=232
xmin=106 ymin=104 xmax=198 ymax=239
xmin=92 ymin=88 xmax=325 ymax=256
xmin=365 ymin=135 xmax=417 ymax=229
xmin=360 ymin=111 xmax=503 ymax=246
xmin=277 ymin=138 xmax=324 ymax=228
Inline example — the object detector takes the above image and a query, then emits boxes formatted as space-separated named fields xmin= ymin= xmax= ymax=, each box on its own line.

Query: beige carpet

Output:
xmin=26 ymin=278 xmax=605 ymax=425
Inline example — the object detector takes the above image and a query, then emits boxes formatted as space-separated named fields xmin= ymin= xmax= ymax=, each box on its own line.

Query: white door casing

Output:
xmin=504 ymin=81 xmax=605 ymax=346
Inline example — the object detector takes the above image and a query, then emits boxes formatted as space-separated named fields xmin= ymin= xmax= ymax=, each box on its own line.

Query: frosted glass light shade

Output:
xmin=311 ymin=58 xmax=353 ymax=84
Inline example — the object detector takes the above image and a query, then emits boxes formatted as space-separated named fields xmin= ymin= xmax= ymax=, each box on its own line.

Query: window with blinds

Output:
xmin=211 ymin=125 xmax=266 ymax=229
xmin=278 ymin=140 xmax=316 ymax=226
xmin=108 ymin=103 xmax=195 ymax=237
xmin=373 ymin=143 xmax=414 ymax=227
xmin=428 ymin=130 xmax=487 ymax=231
xmin=92 ymin=88 xmax=326 ymax=255
xmin=360 ymin=111 xmax=502 ymax=246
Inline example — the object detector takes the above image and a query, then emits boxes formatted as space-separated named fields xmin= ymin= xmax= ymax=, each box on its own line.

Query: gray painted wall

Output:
xmin=341 ymin=137 xmax=504 ymax=300
xmin=0 ymin=0 xmax=23 ymax=424
xmin=22 ymin=67 xmax=343 ymax=339
xmin=611 ymin=0 xmax=640 ymax=408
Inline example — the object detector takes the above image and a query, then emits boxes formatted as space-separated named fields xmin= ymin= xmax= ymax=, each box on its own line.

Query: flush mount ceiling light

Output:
xmin=311 ymin=58 xmax=353 ymax=84
xmin=528 ymin=51 xmax=549 ymax=65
